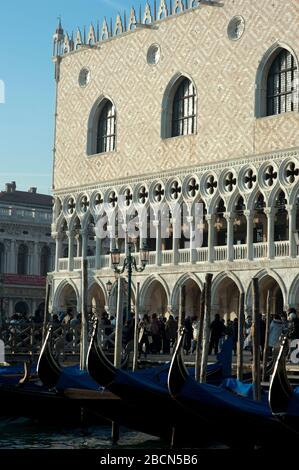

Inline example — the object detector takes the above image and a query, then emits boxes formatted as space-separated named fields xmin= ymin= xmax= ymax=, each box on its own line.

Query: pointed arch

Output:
xmin=87 ymin=95 xmax=117 ymax=155
xmin=245 ymin=269 xmax=287 ymax=310
xmin=255 ymin=42 xmax=299 ymax=118
xmin=161 ymin=72 xmax=197 ymax=139
xmin=171 ymin=272 xmax=203 ymax=306
xmin=140 ymin=275 xmax=170 ymax=315
xmin=53 ymin=278 xmax=80 ymax=313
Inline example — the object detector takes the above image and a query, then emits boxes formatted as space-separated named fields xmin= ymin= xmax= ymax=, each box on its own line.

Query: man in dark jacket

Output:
xmin=209 ymin=314 xmax=225 ymax=355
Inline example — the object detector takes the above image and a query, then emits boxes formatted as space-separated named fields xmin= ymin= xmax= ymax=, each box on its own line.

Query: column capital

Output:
xmin=244 ymin=209 xmax=252 ymax=218
xmin=206 ymin=214 xmax=214 ymax=223
xmin=52 ymin=231 xmax=62 ymax=241
xmin=224 ymin=212 xmax=234 ymax=222
xmin=66 ymin=230 xmax=75 ymax=239
xmin=186 ymin=215 xmax=193 ymax=223
xmin=264 ymin=207 xmax=273 ymax=216
xmin=286 ymin=204 xmax=295 ymax=212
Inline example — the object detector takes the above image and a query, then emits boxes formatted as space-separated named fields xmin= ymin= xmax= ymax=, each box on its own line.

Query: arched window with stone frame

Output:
xmin=255 ymin=45 xmax=298 ymax=118
xmin=267 ymin=49 xmax=297 ymax=116
xmin=87 ymin=97 xmax=116 ymax=155
xmin=161 ymin=75 xmax=197 ymax=139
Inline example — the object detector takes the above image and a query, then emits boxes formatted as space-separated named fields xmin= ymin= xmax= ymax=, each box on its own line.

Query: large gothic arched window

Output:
xmin=172 ymin=78 xmax=196 ymax=137
xmin=96 ymin=100 xmax=116 ymax=153
xmin=267 ymin=49 xmax=297 ymax=116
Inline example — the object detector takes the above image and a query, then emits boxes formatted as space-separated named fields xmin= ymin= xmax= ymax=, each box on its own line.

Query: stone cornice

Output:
xmin=53 ymin=147 xmax=299 ymax=197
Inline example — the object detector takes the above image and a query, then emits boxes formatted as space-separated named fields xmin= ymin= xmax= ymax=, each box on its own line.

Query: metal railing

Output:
xmin=0 ymin=322 xmax=116 ymax=359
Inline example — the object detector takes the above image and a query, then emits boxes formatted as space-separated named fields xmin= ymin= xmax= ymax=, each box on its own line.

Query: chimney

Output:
xmin=5 ymin=183 xmax=12 ymax=193
xmin=28 ymin=187 xmax=37 ymax=194
xmin=11 ymin=181 xmax=16 ymax=192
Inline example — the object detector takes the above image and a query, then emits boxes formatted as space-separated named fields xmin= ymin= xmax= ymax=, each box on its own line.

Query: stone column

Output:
xmin=206 ymin=214 xmax=215 ymax=263
xmin=33 ymin=242 xmax=39 ymax=275
xmin=10 ymin=239 xmax=17 ymax=273
xmin=265 ymin=207 xmax=274 ymax=259
xmin=153 ymin=219 xmax=162 ymax=266
xmin=172 ymin=217 xmax=180 ymax=265
xmin=95 ymin=235 xmax=101 ymax=269
xmin=4 ymin=240 xmax=10 ymax=273
xmin=225 ymin=212 xmax=234 ymax=262
xmin=244 ymin=210 xmax=253 ymax=261
xmin=81 ymin=229 xmax=88 ymax=260
xmin=76 ymin=233 xmax=82 ymax=258
xmin=66 ymin=231 xmax=74 ymax=271
xmin=54 ymin=233 xmax=62 ymax=272
xmin=28 ymin=243 xmax=34 ymax=275
xmin=287 ymin=204 xmax=296 ymax=258
xmin=187 ymin=215 xmax=197 ymax=264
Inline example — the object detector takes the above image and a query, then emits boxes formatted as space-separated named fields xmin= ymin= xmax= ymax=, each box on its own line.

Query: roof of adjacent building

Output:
xmin=0 ymin=182 xmax=52 ymax=209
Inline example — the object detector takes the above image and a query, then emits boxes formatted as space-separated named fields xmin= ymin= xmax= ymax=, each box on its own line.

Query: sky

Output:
xmin=0 ymin=0 xmax=136 ymax=195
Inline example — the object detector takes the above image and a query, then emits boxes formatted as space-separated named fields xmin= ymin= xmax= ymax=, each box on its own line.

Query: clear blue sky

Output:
xmin=0 ymin=0 xmax=135 ymax=195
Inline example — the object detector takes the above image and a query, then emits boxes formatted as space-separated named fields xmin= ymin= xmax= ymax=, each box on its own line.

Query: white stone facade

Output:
xmin=50 ymin=0 xmax=299 ymax=319
xmin=0 ymin=183 xmax=54 ymax=317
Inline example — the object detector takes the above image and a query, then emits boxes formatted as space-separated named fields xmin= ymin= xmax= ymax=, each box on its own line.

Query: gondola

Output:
xmin=268 ymin=335 xmax=299 ymax=436
xmin=0 ymin=328 xmax=121 ymax=424
xmin=86 ymin=318 xmax=227 ymax=445
xmin=167 ymin=329 xmax=298 ymax=448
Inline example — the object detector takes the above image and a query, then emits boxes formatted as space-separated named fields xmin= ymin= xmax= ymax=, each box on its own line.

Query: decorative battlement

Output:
xmin=53 ymin=0 xmax=223 ymax=58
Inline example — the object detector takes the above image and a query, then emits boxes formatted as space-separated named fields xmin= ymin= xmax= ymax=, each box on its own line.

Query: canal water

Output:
xmin=0 ymin=417 xmax=166 ymax=449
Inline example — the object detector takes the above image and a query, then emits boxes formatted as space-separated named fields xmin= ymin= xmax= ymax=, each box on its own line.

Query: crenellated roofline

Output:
xmin=52 ymin=0 xmax=223 ymax=58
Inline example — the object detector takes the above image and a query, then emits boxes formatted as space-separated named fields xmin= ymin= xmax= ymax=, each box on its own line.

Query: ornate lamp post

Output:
xmin=110 ymin=242 xmax=149 ymax=319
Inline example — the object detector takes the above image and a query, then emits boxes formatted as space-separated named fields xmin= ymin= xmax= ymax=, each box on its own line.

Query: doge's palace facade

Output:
xmin=50 ymin=0 xmax=299 ymax=320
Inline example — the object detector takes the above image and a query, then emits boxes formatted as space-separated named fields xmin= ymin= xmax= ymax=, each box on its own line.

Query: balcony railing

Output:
xmin=197 ymin=247 xmax=208 ymax=263
xmin=162 ymin=250 xmax=173 ymax=265
xmin=57 ymin=239 xmax=297 ymax=273
xmin=214 ymin=246 xmax=227 ymax=262
xmin=233 ymin=244 xmax=247 ymax=260
xmin=178 ymin=249 xmax=190 ymax=264
xmin=253 ymin=242 xmax=268 ymax=259
xmin=274 ymin=240 xmax=289 ymax=258
xmin=0 ymin=205 xmax=52 ymax=224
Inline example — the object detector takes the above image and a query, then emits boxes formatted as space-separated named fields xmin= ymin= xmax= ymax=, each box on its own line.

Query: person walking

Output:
xmin=165 ymin=315 xmax=177 ymax=353
xmin=150 ymin=313 xmax=161 ymax=353
xmin=138 ymin=314 xmax=151 ymax=358
xmin=209 ymin=314 xmax=225 ymax=355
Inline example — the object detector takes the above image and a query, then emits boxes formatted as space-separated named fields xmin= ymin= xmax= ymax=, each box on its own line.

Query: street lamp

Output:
xmin=110 ymin=241 xmax=149 ymax=319
xmin=106 ymin=280 xmax=113 ymax=296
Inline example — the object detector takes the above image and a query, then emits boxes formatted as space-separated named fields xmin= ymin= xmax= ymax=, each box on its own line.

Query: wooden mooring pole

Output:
xmin=252 ymin=277 xmax=261 ymax=401
xmin=237 ymin=292 xmax=245 ymax=381
xmin=200 ymin=273 xmax=213 ymax=383
xmin=177 ymin=285 xmax=186 ymax=340
xmin=112 ymin=276 xmax=124 ymax=444
xmin=80 ymin=259 xmax=88 ymax=371
xmin=42 ymin=277 xmax=51 ymax=342
xmin=262 ymin=290 xmax=271 ymax=382
xmin=132 ymin=282 xmax=140 ymax=372
xmin=195 ymin=283 xmax=206 ymax=381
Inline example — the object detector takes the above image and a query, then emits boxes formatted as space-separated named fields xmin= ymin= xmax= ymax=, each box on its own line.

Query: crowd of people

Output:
xmin=2 ymin=304 xmax=299 ymax=359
